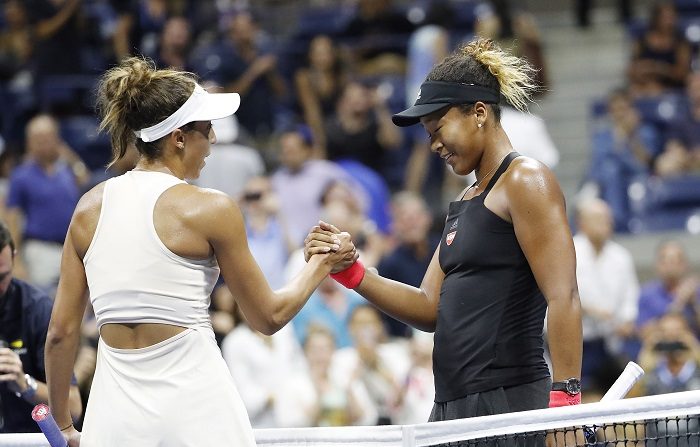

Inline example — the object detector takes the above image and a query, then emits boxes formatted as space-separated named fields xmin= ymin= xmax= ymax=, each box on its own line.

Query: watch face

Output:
xmin=566 ymin=379 xmax=581 ymax=394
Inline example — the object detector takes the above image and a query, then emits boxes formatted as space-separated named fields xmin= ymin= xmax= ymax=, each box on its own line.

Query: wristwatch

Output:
xmin=17 ymin=374 xmax=38 ymax=401
xmin=551 ymin=377 xmax=581 ymax=395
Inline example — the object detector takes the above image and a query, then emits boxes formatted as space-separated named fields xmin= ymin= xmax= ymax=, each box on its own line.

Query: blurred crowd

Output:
xmin=580 ymin=0 xmax=700 ymax=233
xmin=0 ymin=0 xmax=699 ymax=435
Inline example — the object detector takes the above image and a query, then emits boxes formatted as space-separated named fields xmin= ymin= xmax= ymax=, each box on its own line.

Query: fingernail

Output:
xmin=323 ymin=246 xmax=331 ymax=252
xmin=332 ymin=239 xmax=340 ymax=245
xmin=332 ymin=244 xmax=339 ymax=251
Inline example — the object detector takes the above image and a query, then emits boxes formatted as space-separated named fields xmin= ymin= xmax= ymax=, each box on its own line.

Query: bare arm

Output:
xmin=202 ymin=192 xmax=353 ymax=335
xmin=294 ymin=69 xmax=326 ymax=153
xmin=35 ymin=0 xmax=81 ymax=41
xmin=507 ymin=159 xmax=582 ymax=382
xmin=112 ymin=13 xmax=133 ymax=60
xmin=46 ymin=220 xmax=89 ymax=429
xmin=307 ymin=222 xmax=443 ymax=332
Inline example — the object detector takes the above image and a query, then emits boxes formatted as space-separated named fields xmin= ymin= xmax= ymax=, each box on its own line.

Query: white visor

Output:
xmin=134 ymin=83 xmax=241 ymax=143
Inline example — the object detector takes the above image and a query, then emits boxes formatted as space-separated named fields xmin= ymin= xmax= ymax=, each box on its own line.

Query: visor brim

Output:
xmin=189 ymin=92 xmax=241 ymax=122
xmin=391 ymin=103 xmax=450 ymax=127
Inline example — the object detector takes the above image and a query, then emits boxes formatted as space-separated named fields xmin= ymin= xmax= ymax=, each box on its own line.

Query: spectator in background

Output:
xmin=239 ymin=176 xmax=291 ymax=290
xmin=195 ymin=114 xmax=265 ymax=206
xmin=500 ymin=104 xmax=559 ymax=168
xmin=30 ymin=0 xmax=83 ymax=76
xmin=111 ymin=0 xmax=191 ymax=61
xmin=276 ymin=325 xmax=366 ymax=427
xmin=340 ymin=0 xmax=414 ymax=76
xmin=294 ymin=35 xmax=348 ymax=155
xmin=320 ymin=181 xmax=385 ymax=268
xmin=474 ymin=6 xmax=548 ymax=95
xmin=403 ymin=0 xmax=453 ymax=204
xmin=377 ymin=192 xmax=438 ymax=338
xmin=638 ymin=313 xmax=700 ymax=395
xmin=573 ymin=198 xmax=640 ymax=395
xmin=6 ymin=115 xmax=86 ymax=290
xmin=0 ymin=220 xmax=82 ymax=433
xmin=638 ymin=313 xmax=700 ymax=445
xmin=271 ymin=126 xmax=366 ymax=247
xmin=154 ymin=16 xmax=192 ymax=71
xmin=331 ymin=304 xmax=408 ymax=426
xmin=325 ymin=81 xmax=402 ymax=176
xmin=221 ymin=304 xmax=304 ymax=429
xmin=637 ymin=241 xmax=700 ymax=339
xmin=292 ymin=276 xmax=363 ymax=349
xmin=393 ymin=331 xmax=435 ymax=424
xmin=583 ymin=89 xmax=660 ymax=231
xmin=627 ymin=1 xmax=691 ymax=97
xmin=655 ymin=72 xmax=700 ymax=177
xmin=0 ymin=1 xmax=35 ymax=81
xmin=214 ymin=10 xmax=287 ymax=141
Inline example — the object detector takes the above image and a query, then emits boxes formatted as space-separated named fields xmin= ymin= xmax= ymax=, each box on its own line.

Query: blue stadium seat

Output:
xmin=627 ymin=175 xmax=700 ymax=233
xmin=60 ymin=115 xmax=111 ymax=170
xmin=38 ymin=75 xmax=98 ymax=113
xmin=295 ymin=6 xmax=353 ymax=39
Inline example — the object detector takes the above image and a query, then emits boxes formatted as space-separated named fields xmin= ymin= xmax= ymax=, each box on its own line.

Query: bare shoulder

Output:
xmin=70 ymin=182 xmax=106 ymax=255
xmin=503 ymin=156 xmax=563 ymax=200
xmin=74 ymin=182 xmax=105 ymax=216
xmin=167 ymin=184 xmax=243 ymax=232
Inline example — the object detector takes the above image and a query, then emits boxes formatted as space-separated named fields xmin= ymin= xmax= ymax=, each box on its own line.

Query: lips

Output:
xmin=442 ymin=153 xmax=454 ymax=163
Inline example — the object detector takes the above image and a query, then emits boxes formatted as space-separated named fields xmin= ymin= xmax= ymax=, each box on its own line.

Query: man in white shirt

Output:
xmin=573 ymin=198 xmax=640 ymax=396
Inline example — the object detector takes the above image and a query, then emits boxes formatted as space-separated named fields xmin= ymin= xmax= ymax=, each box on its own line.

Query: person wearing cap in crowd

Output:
xmin=44 ymin=57 xmax=357 ymax=447
xmin=0 ymin=220 xmax=82 ymax=433
xmin=304 ymin=38 xmax=582 ymax=422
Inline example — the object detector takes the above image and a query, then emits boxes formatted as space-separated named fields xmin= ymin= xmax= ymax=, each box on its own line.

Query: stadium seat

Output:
xmin=60 ymin=115 xmax=111 ymax=170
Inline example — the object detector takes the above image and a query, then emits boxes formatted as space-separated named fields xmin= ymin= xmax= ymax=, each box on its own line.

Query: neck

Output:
xmin=474 ymin=130 xmax=513 ymax=184
xmin=134 ymin=159 xmax=184 ymax=180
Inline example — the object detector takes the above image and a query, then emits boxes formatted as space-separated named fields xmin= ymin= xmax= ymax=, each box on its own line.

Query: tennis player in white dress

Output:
xmin=44 ymin=57 xmax=356 ymax=447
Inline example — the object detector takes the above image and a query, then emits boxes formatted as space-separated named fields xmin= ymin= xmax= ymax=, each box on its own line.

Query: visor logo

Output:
xmin=417 ymin=88 xmax=422 ymax=100
xmin=446 ymin=231 xmax=456 ymax=246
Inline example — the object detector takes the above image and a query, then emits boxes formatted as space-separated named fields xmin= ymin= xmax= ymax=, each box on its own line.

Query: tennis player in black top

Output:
xmin=305 ymin=38 xmax=583 ymax=421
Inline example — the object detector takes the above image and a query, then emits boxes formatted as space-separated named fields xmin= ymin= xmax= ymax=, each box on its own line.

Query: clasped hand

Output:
xmin=304 ymin=221 xmax=358 ymax=273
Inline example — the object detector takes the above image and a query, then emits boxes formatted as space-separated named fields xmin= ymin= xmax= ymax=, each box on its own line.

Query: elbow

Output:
xmin=46 ymin=322 xmax=78 ymax=351
xmin=249 ymin=314 xmax=284 ymax=336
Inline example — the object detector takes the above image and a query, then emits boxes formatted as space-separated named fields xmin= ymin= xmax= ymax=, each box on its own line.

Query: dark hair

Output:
xmin=427 ymin=38 xmax=538 ymax=122
xmin=96 ymin=57 xmax=197 ymax=167
xmin=0 ymin=220 xmax=15 ymax=255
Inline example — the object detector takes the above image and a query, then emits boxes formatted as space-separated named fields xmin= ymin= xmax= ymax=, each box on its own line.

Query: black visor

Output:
xmin=392 ymin=81 xmax=500 ymax=127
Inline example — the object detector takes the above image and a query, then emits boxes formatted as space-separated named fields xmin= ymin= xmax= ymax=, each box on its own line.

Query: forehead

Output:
xmin=420 ymin=106 xmax=455 ymax=130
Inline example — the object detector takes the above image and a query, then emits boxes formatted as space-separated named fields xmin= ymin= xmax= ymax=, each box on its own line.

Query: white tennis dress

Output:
xmin=81 ymin=171 xmax=256 ymax=447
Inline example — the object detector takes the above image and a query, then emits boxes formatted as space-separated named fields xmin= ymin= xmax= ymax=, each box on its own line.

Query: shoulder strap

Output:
xmin=482 ymin=152 xmax=520 ymax=195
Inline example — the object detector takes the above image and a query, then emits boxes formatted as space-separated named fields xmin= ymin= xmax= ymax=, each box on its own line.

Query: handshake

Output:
xmin=303 ymin=221 xmax=366 ymax=289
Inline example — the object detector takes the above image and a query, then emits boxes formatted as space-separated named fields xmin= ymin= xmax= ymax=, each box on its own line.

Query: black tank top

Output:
xmin=434 ymin=152 xmax=549 ymax=402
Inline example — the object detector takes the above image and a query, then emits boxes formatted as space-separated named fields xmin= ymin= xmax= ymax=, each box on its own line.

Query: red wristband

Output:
xmin=330 ymin=260 xmax=365 ymax=289
xmin=549 ymin=390 xmax=581 ymax=407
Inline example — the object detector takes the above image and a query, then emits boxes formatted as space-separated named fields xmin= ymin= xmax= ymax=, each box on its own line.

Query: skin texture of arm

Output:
xmin=197 ymin=189 xmax=353 ymax=335
xmin=306 ymin=222 xmax=442 ymax=332
xmin=504 ymin=158 xmax=582 ymax=381
xmin=45 ymin=206 xmax=91 ymax=430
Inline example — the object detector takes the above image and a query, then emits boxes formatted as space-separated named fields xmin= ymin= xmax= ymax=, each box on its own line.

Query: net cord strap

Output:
xmin=2 ymin=390 xmax=700 ymax=447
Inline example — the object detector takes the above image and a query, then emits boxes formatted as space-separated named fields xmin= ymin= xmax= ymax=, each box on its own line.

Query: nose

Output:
xmin=429 ymin=139 xmax=443 ymax=153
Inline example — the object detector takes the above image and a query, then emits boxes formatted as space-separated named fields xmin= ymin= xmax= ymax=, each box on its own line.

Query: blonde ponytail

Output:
xmin=462 ymin=39 xmax=538 ymax=112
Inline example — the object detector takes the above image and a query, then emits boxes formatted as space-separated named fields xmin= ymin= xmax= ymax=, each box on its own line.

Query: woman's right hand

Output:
xmin=62 ymin=426 xmax=81 ymax=447
xmin=304 ymin=221 xmax=358 ymax=273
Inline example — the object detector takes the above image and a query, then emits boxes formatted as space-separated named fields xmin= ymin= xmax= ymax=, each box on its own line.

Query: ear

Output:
xmin=473 ymin=101 xmax=489 ymax=127
xmin=170 ymin=128 xmax=186 ymax=149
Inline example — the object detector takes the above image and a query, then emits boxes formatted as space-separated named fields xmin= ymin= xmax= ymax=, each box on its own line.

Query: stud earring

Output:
xmin=477 ymin=123 xmax=482 ymax=128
